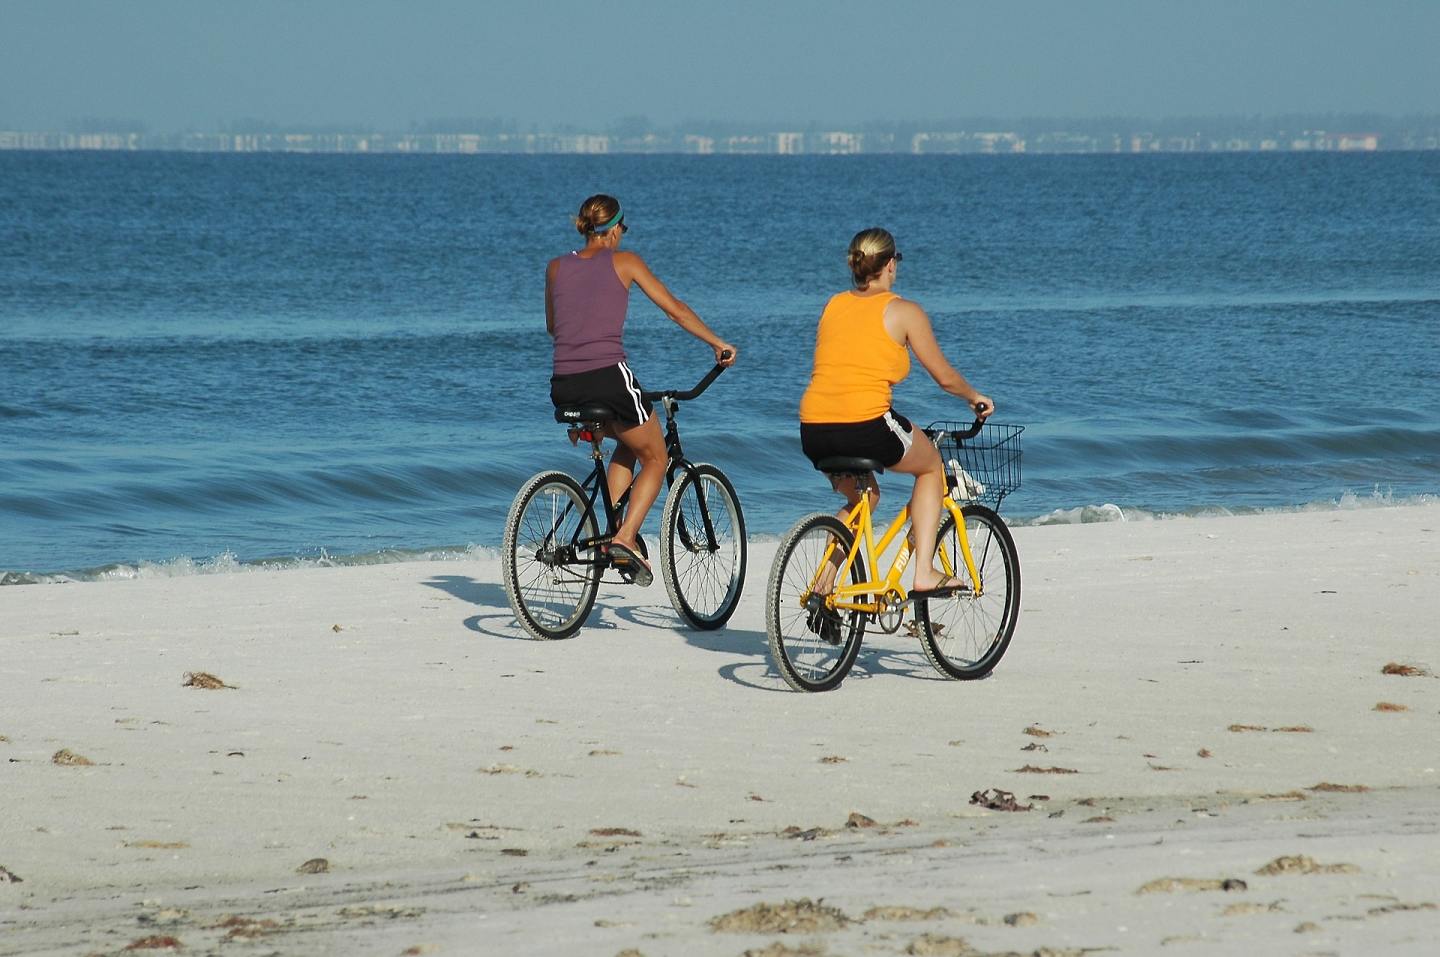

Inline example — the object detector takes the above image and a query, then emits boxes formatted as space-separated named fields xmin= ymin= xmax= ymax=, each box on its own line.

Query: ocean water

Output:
xmin=2 ymin=150 xmax=1438 ymax=582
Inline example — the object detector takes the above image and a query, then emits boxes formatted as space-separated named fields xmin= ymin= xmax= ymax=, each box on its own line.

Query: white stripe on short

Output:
xmin=882 ymin=410 xmax=913 ymax=458
xmin=617 ymin=362 xmax=646 ymax=423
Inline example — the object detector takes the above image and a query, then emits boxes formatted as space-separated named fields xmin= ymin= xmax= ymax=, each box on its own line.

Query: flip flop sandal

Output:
xmin=909 ymin=575 xmax=968 ymax=601
xmin=607 ymin=541 xmax=653 ymax=588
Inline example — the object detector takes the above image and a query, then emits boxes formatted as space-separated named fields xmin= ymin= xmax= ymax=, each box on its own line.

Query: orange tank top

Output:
xmin=798 ymin=291 xmax=909 ymax=423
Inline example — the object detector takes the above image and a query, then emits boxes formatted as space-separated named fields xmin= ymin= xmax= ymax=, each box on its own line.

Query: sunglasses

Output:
xmin=892 ymin=250 xmax=903 ymax=263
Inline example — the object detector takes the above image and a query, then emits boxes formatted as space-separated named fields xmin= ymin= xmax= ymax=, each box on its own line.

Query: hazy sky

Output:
xmin=3 ymin=0 xmax=1437 ymax=131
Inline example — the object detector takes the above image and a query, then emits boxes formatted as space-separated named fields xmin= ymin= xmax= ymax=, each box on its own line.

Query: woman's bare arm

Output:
xmin=616 ymin=251 xmax=737 ymax=364
xmin=544 ymin=259 xmax=560 ymax=337
xmin=886 ymin=298 xmax=993 ymax=415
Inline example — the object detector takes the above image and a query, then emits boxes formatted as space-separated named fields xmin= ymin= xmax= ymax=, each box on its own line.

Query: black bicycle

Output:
xmin=501 ymin=358 xmax=745 ymax=640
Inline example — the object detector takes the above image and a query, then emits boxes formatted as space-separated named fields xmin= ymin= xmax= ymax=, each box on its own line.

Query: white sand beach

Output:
xmin=3 ymin=504 xmax=1438 ymax=956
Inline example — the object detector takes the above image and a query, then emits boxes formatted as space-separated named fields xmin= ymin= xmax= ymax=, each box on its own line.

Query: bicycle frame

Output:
xmin=558 ymin=391 xmax=723 ymax=563
xmin=812 ymin=485 xmax=983 ymax=616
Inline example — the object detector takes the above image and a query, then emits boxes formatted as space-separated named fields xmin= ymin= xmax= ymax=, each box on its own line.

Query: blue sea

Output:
xmin=2 ymin=150 xmax=1438 ymax=583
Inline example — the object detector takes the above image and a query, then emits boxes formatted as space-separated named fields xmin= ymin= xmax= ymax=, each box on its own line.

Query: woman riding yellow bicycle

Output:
xmin=768 ymin=227 xmax=1021 ymax=692
xmin=798 ymin=227 xmax=993 ymax=598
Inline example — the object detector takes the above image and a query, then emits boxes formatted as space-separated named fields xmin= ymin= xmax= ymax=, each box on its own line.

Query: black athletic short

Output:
xmin=800 ymin=410 xmax=915 ymax=471
xmin=550 ymin=361 xmax=654 ymax=428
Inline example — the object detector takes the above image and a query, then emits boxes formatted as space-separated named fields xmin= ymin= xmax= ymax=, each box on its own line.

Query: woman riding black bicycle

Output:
xmin=546 ymin=194 xmax=737 ymax=586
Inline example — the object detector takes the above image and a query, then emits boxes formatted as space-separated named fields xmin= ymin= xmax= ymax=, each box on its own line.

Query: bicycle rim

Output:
xmin=919 ymin=504 xmax=1020 ymax=679
xmin=502 ymin=471 xmax=601 ymax=640
xmin=660 ymin=463 xmax=747 ymax=630
xmin=766 ymin=514 xmax=866 ymax=692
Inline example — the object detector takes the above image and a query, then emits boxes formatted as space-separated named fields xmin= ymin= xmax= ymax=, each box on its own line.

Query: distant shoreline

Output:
xmin=4 ymin=126 xmax=1438 ymax=155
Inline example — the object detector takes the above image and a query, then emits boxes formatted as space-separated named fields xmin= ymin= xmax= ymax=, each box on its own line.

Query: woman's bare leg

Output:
xmin=888 ymin=431 xmax=947 ymax=592
xmin=813 ymin=474 xmax=877 ymax=594
xmin=606 ymin=415 xmax=666 ymax=553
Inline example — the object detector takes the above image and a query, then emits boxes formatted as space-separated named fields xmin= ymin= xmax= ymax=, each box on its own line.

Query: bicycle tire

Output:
xmin=501 ymin=470 xmax=601 ymax=641
xmin=765 ymin=513 xmax=868 ymax=692
xmin=917 ymin=503 xmax=1020 ymax=679
xmin=659 ymin=462 xmax=747 ymax=630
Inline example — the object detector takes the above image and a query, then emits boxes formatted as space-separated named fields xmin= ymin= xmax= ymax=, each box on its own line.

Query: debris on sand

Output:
xmin=1374 ymin=701 xmax=1409 ymax=712
xmin=1137 ymin=876 xmax=1248 ymax=894
xmin=709 ymin=898 xmax=852 ymax=934
xmin=183 ymin=671 xmax=234 ymax=689
xmin=207 ymin=916 xmax=280 ymax=940
xmin=1308 ymin=782 xmax=1369 ymax=793
xmin=123 ymin=937 xmax=183 ymax=951
xmin=970 ymin=789 xmax=1032 ymax=812
xmin=1022 ymin=725 xmax=1056 ymax=737
xmin=1012 ymin=765 xmax=1078 ymax=774
xmin=1382 ymin=662 xmax=1429 ymax=677
xmin=740 ymin=942 xmax=825 ymax=957
xmin=0 ymin=865 xmax=22 ymax=883
xmin=863 ymin=905 xmax=954 ymax=921
xmin=1227 ymin=724 xmax=1267 ymax=732
xmin=846 ymin=812 xmax=878 ymax=829
xmin=1223 ymin=901 xmax=1285 ymax=916
xmin=479 ymin=763 xmax=541 ymax=777
xmin=1367 ymin=901 xmax=1438 ymax=916
xmin=903 ymin=934 xmax=971 ymax=956
xmin=52 ymin=748 xmax=93 ymax=766
xmin=1255 ymin=855 xmax=1359 ymax=876
xmin=295 ymin=858 xmax=330 ymax=874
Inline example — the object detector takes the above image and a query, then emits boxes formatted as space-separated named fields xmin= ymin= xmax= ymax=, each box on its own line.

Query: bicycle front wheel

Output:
xmin=917 ymin=503 xmax=1020 ymax=679
xmin=766 ymin=514 xmax=867 ymax=692
xmin=501 ymin=471 xmax=601 ymax=641
xmin=660 ymin=463 xmax=747 ymax=630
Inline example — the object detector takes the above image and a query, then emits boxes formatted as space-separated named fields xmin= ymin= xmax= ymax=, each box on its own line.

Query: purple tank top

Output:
xmin=550 ymin=249 xmax=630 ymax=375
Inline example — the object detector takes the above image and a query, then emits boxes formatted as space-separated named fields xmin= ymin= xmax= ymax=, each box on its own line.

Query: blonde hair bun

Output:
xmin=847 ymin=227 xmax=896 ymax=288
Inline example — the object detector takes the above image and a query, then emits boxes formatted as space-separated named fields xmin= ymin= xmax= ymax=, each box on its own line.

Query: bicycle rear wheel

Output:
xmin=660 ymin=462 xmax=747 ymax=630
xmin=501 ymin=471 xmax=601 ymax=640
xmin=917 ymin=503 xmax=1020 ymax=679
xmin=766 ymin=514 xmax=867 ymax=692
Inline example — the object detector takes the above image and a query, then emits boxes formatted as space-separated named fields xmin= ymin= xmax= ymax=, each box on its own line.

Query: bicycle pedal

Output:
xmin=803 ymin=594 xmax=843 ymax=646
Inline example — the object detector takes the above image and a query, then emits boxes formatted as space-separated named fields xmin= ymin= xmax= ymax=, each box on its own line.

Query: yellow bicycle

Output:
xmin=765 ymin=419 xmax=1023 ymax=691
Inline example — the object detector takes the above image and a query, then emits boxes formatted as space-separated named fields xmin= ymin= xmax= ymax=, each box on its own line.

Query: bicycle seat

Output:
xmin=554 ymin=404 xmax=616 ymax=424
xmin=815 ymin=456 xmax=885 ymax=475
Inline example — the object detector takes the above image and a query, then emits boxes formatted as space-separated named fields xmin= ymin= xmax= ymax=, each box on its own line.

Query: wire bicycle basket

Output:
xmin=929 ymin=420 xmax=1024 ymax=510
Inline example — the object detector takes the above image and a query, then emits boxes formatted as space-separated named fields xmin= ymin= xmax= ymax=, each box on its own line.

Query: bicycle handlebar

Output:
xmin=642 ymin=349 xmax=733 ymax=402
xmin=929 ymin=402 xmax=991 ymax=441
